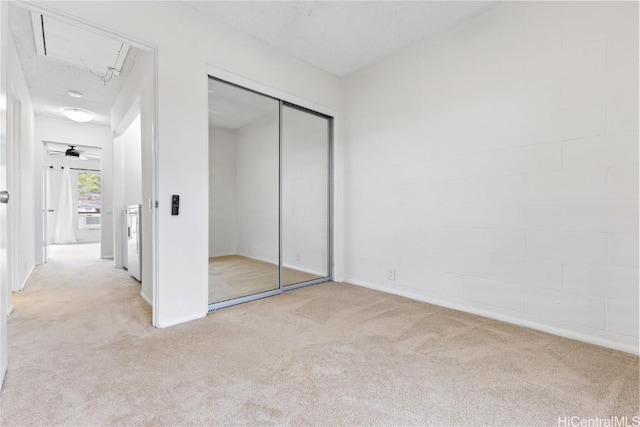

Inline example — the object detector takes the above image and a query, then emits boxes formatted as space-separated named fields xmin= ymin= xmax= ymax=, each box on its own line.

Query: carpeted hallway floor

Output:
xmin=1 ymin=243 xmax=638 ymax=426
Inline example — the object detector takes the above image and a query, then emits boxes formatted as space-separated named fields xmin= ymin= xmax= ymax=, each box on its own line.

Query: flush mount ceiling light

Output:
xmin=67 ymin=90 xmax=83 ymax=98
xmin=61 ymin=107 xmax=94 ymax=123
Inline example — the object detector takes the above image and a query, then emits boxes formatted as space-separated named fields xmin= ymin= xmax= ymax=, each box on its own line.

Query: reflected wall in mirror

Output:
xmin=281 ymin=105 xmax=330 ymax=286
xmin=208 ymin=78 xmax=279 ymax=304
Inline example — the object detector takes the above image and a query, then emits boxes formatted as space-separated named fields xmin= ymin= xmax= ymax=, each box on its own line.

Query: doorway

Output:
xmin=6 ymin=2 xmax=158 ymax=323
xmin=43 ymin=144 xmax=103 ymax=251
xmin=208 ymin=77 xmax=333 ymax=310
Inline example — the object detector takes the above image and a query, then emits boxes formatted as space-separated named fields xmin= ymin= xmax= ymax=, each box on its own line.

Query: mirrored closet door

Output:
xmin=208 ymin=78 xmax=280 ymax=305
xmin=208 ymin=77 xmax=332 ymax=309
xmin=281 ymin=104 xmax=330 ymax=287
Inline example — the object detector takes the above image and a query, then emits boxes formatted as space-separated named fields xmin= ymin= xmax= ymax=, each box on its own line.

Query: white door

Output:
xmin=43 ymin=165 xmax=51 ymax=262
xmin=0 ymin=0 xmax=10 ymax=387
xmin=8 ymin=93 xmax=20 ymax=292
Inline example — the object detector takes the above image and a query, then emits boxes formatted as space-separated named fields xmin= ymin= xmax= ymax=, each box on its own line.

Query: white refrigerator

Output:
xmin=127 ymin=205 xmax=142 ymax=281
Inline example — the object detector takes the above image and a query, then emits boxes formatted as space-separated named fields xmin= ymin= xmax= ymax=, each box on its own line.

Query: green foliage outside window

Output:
xmin=78 ymin=172 xmax=101 ymax=213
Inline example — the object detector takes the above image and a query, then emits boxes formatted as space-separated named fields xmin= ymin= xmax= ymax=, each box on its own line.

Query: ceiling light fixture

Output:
xmin=67 ymin=90 xmax=83 ymax=98
xmin=61 ymin=107 xmax=94 ymax=123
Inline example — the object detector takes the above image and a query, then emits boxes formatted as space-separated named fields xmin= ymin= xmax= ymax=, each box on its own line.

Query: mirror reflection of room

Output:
xmin=208 ymin=79 xmax=280 ymax=305
xmin=281 ymin=105 xmax=329 ymax=286
xmin=208 ymin=77 xmax=332 ymax=307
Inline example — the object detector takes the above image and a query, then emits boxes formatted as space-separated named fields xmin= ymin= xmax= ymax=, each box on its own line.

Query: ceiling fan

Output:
xmin=48 ymin=144 xmax=99 ymax=161
xmin=65 ymin=145 xmax=85 ymax=159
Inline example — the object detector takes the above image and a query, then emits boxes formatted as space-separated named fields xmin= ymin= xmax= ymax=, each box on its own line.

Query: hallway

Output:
xmin=2 ymin=243 xmax=152 ymax=424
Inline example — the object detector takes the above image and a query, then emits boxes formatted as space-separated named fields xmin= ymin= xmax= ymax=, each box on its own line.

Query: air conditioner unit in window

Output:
xmin=78 ymin=213 xmax=101 ymax=230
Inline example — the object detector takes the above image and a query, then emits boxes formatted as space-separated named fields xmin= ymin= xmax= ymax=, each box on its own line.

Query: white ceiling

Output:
xmin=9 ymin=5 xmax=142 ymax=127
xmin=209 ymin=78 xmax=278 ymax=129
xmin=10 ymin=2 xmax=499 ymax=130
xmin=183 ymin=1 xmax=499 ymax=77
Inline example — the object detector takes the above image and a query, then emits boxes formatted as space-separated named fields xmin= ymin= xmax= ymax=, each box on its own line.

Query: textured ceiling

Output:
xmin=209 ymin=78 xmax=278 ymax=130
xmin=184 ymin=1 xmax=498 ymax=77
xmin=10 ymin=2 xmax=499 ymax=130
xmin=9 ymin=5 xmax=142 ymax=127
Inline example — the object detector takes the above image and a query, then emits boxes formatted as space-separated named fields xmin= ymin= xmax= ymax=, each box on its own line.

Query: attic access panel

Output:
xmin=31 ymin=12 xmax=130 ymax=75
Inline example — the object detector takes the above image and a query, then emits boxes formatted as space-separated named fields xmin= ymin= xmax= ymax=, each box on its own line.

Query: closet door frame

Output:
xmin=207 ymin=72 xmax=334 ymax=312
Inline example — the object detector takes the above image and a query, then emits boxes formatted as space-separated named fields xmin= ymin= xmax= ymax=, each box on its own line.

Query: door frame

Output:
xmin=14 ymin=2 xmax=161 ymax=327
xmin=0 ymin=0 xmax=9 ymax=387
xmin=42 ymin=163 xmax=51 ymax=263
xmin=206 ymin=67 xmax=338 ymax=311
xmin=6 ymin=88 xmax=20 ymax=298
xmin=279 ymin=101 xmax=334 ymax=292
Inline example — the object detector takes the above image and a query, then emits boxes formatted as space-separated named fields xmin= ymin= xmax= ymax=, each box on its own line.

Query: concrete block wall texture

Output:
xmin=343 ymin=1 xmax=639 ymax=353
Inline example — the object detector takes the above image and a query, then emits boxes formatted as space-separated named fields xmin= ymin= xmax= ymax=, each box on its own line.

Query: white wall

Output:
xmin=7 ymin=28 xmax=36 ymax=294
xmin=111 ymin=133 xmax=124 ymax=267
xmin=344 ymin=2 xmax=639 ymax=353
xmin=40 ymin=1 xmax=343 ymax=327
xmin=33 ymin=117 xmax=111 ymax=149
xmin=112 ymin=115 xmax=141 ymax=277
xmin=100 ymin=130 xmax=114 ymax=261
xmin=122 ymin=116 xmax=142 ymax=208
xmin=209 ymin=127 xmax=237 ymax=257
xmin=235 ymin=113 xmax=279 ymax=264
xmin=112 ymin=115 xmax=142 ymax=261
xmin=111 ymin=49 xmax=153 ymax=303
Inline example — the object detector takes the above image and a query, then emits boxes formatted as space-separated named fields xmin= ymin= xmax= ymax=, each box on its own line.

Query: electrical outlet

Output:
xmin=296 ymin=251 xmax=301 ymax=261
xmin=387 ymin=268 xmax=396 ymax=281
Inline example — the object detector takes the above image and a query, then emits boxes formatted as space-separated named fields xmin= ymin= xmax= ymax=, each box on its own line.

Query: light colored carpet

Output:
xmin=2 ymin=244 xmax=638 ymax=426
xmin=209 ymin=255 xmax=322 ymax=304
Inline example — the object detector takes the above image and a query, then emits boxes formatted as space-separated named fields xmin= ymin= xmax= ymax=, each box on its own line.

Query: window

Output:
xmin=77 ymin=172 xmax=101 ymax=213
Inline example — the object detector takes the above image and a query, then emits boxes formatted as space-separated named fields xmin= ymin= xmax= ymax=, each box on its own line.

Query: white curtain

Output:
xmin=54 ymin=168 xmax=77 ymax=244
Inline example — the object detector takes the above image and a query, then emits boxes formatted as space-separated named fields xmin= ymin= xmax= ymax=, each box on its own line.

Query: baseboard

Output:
xmin=236 ymin=253 xmax=278 ymax=266
xmin=230 ymin=253 xmax=326 ymax=277
xmin=140 ymin=291 xmax=152 ymax=307
xmin=101 ymin=255 xmax=114 ymax=260
xmin=282 ymin=263 xmax=326 ymax=277
xmin=19 ymin=264 xmax=35 ymax=291
xmin=346 ymin=279 xmax=640 ymax=356
xmin=157 ymin=312 xmax=206 ymax=328
xmin=209 ymin=252 xmax=236 ymax=258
